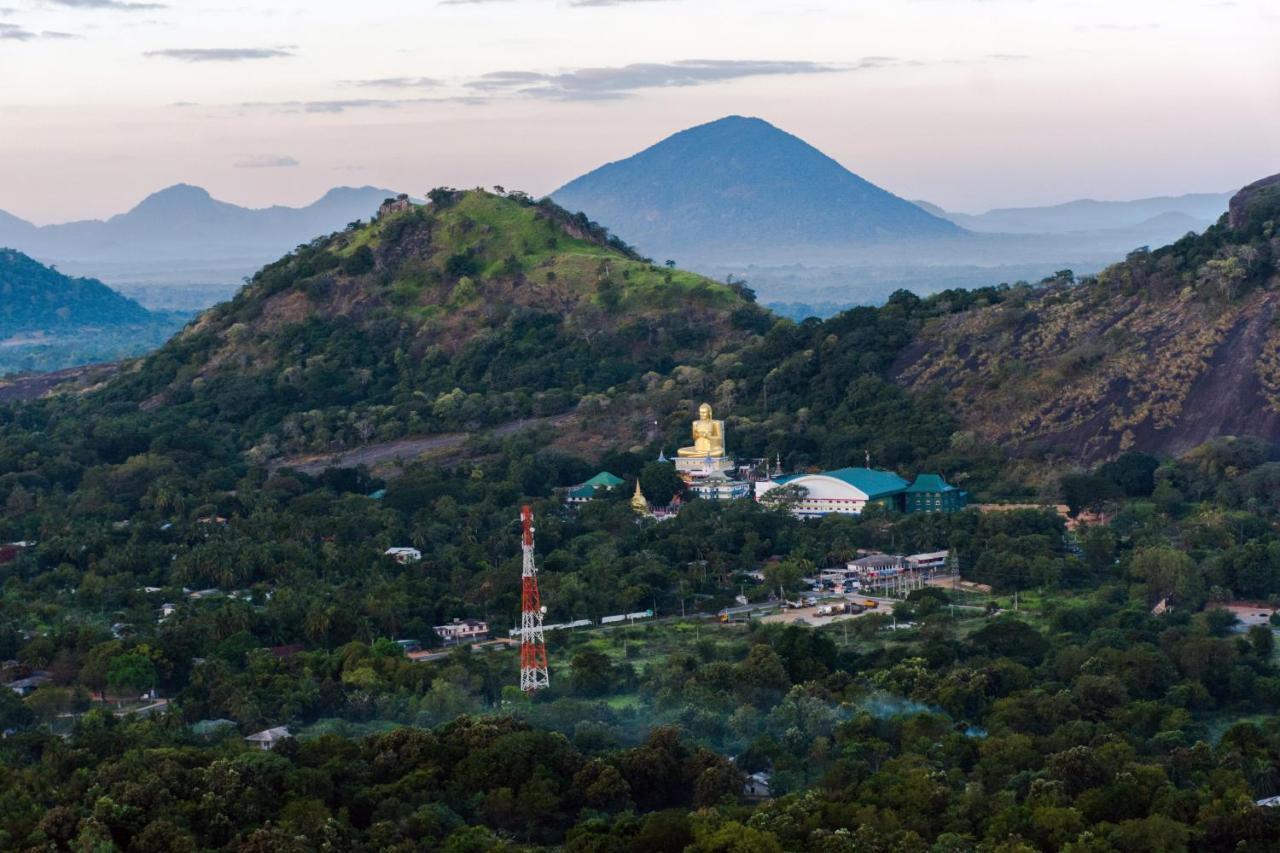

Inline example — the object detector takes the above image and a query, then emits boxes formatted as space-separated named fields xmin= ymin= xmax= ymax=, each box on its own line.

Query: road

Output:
xmin=760 ymin=596 xmax=897 ymax=627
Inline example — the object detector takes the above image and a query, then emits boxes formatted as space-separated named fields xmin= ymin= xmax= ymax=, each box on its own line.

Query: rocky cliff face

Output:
xmin=895 ymin=175 xmax=1280 ymax=462
xmin=1228 ymin=173 xmax=1280 ymax=230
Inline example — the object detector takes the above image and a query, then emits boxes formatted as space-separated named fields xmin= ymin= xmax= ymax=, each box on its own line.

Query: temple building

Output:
xmin=566 ymin=471 xmax=625 ymax=505
xmin=755 ymin=467 xmax=967 ymax=517
xmin=671 ymin=403 xmax=750 ymax=502
xmin=903 ymin=474 xmax=968 ymax=513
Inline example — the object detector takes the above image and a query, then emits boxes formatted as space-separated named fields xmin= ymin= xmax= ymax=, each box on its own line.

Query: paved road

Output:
xmin=760 ymin=596 xmax=896 ymax=627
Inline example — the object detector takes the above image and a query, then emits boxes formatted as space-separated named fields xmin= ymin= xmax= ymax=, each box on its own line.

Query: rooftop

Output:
xmin=777 ymin=467 xmax=910 ymax=498
xmin=904 ymin=473 xmax=959 ymax=494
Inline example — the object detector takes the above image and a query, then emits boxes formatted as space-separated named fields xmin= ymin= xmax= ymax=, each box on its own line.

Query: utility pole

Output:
xmin=519 ymin=506 xmax=550 ymax=693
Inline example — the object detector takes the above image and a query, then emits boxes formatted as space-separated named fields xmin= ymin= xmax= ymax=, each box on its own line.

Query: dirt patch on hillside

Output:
xmin=272 ymin=413 xmax=576 ymax=476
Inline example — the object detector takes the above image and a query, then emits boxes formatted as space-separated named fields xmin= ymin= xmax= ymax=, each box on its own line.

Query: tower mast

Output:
xmin=519 ymin=505 xmax=550 ymax=692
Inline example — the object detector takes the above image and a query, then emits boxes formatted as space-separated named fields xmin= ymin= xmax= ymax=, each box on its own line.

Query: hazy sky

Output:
xmin=1 ymin=0 xmax=1277 ymax=223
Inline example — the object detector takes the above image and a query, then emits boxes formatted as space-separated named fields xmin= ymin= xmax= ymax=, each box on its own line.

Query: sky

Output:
xmin=0 ymin=0 xmax=1277 ymax=224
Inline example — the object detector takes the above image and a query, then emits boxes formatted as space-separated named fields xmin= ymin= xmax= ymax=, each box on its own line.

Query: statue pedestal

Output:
xmin=675 ymin=456 xmax=736 ymax=479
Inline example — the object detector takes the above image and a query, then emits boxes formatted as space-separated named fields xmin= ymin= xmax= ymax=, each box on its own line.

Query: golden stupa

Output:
xmin=631 ymin=480 xmax=649 ymax=514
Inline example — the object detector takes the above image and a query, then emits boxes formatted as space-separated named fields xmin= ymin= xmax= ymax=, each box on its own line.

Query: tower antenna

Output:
xmin=519 ymin=505 xmax=550 ymax=692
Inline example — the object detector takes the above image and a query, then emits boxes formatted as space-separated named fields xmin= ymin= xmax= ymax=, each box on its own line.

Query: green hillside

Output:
xmin=98 ymin=189 xmax=763 ymax=458
xmin=0 ymin=249 xmax=151 ymax=333
xmin=0 ymin=249 xmax=187 ymax=375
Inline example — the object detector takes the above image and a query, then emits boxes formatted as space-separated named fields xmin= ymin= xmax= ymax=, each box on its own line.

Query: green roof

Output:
xmin=581 ymin=471 xmax=624 ymax=488
xmin=192 ymin=719 xmax=237 ymax=735
xmin=778 ymin=467 xmax=909 ymax=498
xmin=905 ymin=474 xmax=958 ymax=494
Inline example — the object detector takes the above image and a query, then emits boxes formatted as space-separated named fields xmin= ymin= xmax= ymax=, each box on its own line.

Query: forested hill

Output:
xmin=896 ymin=173 xmax=1280 ymax=463
xmin=0 ymin=249 xmax=151 ymax=334
xmin=0 ymin=250 xmax=186 ymax=375
xmin=92 ymin=189 xmax=769 ymax=459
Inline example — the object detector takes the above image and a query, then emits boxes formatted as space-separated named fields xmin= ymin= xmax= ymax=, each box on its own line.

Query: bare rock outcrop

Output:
xmin=1228 ymin=173 xmax=1280 ymax=230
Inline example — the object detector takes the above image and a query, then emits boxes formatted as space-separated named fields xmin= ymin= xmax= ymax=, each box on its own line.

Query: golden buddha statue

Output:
xmin=678 ymin=403 xmax=726 ymax=458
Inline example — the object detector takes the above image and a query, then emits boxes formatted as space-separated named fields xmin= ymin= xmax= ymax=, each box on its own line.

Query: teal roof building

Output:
xmin=904 ymin=474 xmax=968 ymax=514
xmin=567 ymin=471 xmax=625 ymax=503
xmin=759 ymin=467 xmax=966 ymax=516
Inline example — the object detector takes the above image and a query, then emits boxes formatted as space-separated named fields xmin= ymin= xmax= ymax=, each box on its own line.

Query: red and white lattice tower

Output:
xmin=519 ymin=505 xmax=550 ymax=692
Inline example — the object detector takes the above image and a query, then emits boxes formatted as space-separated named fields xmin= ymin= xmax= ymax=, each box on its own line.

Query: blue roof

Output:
xmin=777 ymin=467 xmax=909 ymax=498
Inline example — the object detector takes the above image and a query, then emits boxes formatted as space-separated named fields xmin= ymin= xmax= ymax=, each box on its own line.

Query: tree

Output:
xmin=570 ymin=650 xmax=614 ymax=697
xmin=763 ymin=558 xmax=810 ymax=597
xmin=341 ymin=245 xmax=375 ymax=276
xmin=1098 ymin=452 xmax=1159 ymax=497
xmin=1248 ymin=624 xmax=1275 ymax=658
xmin=1130 ymin=547 xmax=1203 ymax=605
xmin=1060 ymin=473 xmax=1122 ymax=516
xmin=107 ymin=652 xmax=157 ymax=698
xmin=640 ymin=462 xmax=683 ymax=507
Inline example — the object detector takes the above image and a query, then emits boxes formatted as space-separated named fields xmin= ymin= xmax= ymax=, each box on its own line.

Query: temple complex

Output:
xmin=672 ymin=403 xmax=749 ymax=501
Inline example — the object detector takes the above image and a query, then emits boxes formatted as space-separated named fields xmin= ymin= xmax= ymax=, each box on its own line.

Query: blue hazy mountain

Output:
xmin=0 ymin=185 xmax=400 ymax=313
xmin=552 ymin=116 xmax=961 ymax=262
xmin=916 ymin=192 xmax=1230 ymax=235
xmin=0 ymin=184 xmax=398 ymax=263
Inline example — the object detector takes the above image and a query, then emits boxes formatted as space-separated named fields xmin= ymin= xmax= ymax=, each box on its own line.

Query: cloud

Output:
xmin=0 ymin=21 xmax=79 ymax=39
xmin=241 ymin=95 xmax=487 ymax=114
xmin=344 ymin=76 xmax=441 ymax=89
xmin=233 ymin=154 xmax=300 ymax=168
xmin=466 ymin=58 xmax=846 ymax=100
xmin=0 ymin=22 xmax=32 ymax=39
xmin=46 ymin=0 xmax=167 ymax=9
xmin=145 ymin=47 xmax=292 ymax=62
xmin=569 ymin=0 xmax=672 ymax=5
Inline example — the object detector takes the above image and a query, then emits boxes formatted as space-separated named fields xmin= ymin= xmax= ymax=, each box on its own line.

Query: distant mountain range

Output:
xmin=0 ymin=119 xmax=1240 ymax=315
xmin=0 ymin=185 xmax=399 ymax=309
xmin=914 ymin=192 xmax=1230 ymax=237
xmin=552 ymin=116 xmax=1233 ymax=305
xmin=0 ymin=249 xmax=187 ymax=375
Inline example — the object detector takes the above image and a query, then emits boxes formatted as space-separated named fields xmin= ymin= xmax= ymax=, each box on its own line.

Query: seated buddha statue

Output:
xmin=677 ymin=403 xmax=726 ymax=458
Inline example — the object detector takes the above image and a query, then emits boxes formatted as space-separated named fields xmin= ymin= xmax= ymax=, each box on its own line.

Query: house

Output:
xmin=849 ymin=554 xmax=906 ymax=580
xmin=906 ymin=551 xmax=950 ymax=572
xmin=6 ymin=672 xmax=50 ymax=696
xmin=903 ymin=474 xmax=968 ymax=513
xmin=0 ymin=542 xmax=33 ymax=565
xmin=756 ymin=468 xmax=910 ymax=517
xmin=566 ymin=471 xmax=625 ymax=505
xmin=434 ymin=618 xmax=490 ymax=645
xmin=244 ymin=726 xmax=292 ymax=750
xmin=744 ymin=771 xmax=772 ymax=799
xmin=385 ymin=547 xmax=422 ymax=565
